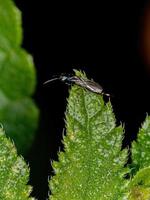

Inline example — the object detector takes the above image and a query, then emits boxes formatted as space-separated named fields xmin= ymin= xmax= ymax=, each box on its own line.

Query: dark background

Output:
xmin=14 ymin=0 xmax=150 ymax=199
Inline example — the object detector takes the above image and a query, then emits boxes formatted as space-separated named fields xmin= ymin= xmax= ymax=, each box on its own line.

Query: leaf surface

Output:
xmin=49 ymin=70 xmax=128 ymax=200
xmin=131 ymin=116 xmax=150 ymax=170
xmin=0 ymin=126 xmax=35 ymax=200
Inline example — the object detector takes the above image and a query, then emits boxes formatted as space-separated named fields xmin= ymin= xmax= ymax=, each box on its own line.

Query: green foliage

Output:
xmin=126 ymin=116 xmax=150 ymax=199
xmin=0 ymin=0 xmax=39 ymax=154
xmin=0 ymin=126 xmax=35 ymax=200
xmin=49 ymin=70 xmax=129 ymax=200
xmin=128 ymin=167 xmax=150 ymax=200
xmin=131 ymin=116 xmax=150 ymax=170
xmin=49 ymin=70 xmax=150 ymax=200
xmin=1 ymin=1 xmax=150 ymax=197
xmin=0 ymin=0 xmax=22 ymax=46
xmin=0 ymin=92 xmax=38 ymax=153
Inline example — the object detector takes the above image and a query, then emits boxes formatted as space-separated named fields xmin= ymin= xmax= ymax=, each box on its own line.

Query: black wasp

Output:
xmin=44 ymin=74 xmax=110 ymax=96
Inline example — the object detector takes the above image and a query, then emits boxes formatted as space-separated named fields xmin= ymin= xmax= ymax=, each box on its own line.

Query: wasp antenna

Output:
xmin=43 ymin=77 xmax=60 ymax=85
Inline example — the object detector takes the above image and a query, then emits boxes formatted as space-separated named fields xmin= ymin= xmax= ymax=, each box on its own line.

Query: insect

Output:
xmin=44 ymin=75 xmax=110 ymax=96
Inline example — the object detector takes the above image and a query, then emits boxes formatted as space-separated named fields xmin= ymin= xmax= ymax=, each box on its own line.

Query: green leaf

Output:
xmin=0 ymin=47 xmax=36 ymax=100
xmin=0 ymin=0 xmax=22 ymax=46
xmin=0 ymin=91 xmax=39 ymax=154
xmin=128 ymin=167 xmax=150 ymax=200
xmin=131 ymin=115 xmax=150 ymax=170
xmin=49 ymin=70 xmax=128 ymax=200
xmin=0 ymin=126 xmax=35 ymax=200
xmin=128 ymin=116 xmax=150 ymax=199
xmin=0 ymin=0 xmax=39 ymax=154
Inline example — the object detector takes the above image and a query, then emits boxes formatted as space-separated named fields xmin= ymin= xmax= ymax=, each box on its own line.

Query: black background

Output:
xmin=14 ymin=0 xmax=150 ymax=199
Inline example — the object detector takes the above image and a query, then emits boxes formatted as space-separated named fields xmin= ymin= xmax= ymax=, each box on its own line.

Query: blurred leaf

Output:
xmin=0 ymin=0 xmax=22 ymax=46
xmin=0 ymin=91 xmax=39 ymax=154
xmin=49 ymin=70 xmax=128 ymax=200
xmin=0 ymin=48 xmax=36 ymax=100
xmin=0 ymin=0 xmax=39 ymax=154
xmin=0 ymin=126 xmax=35 ymax=200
